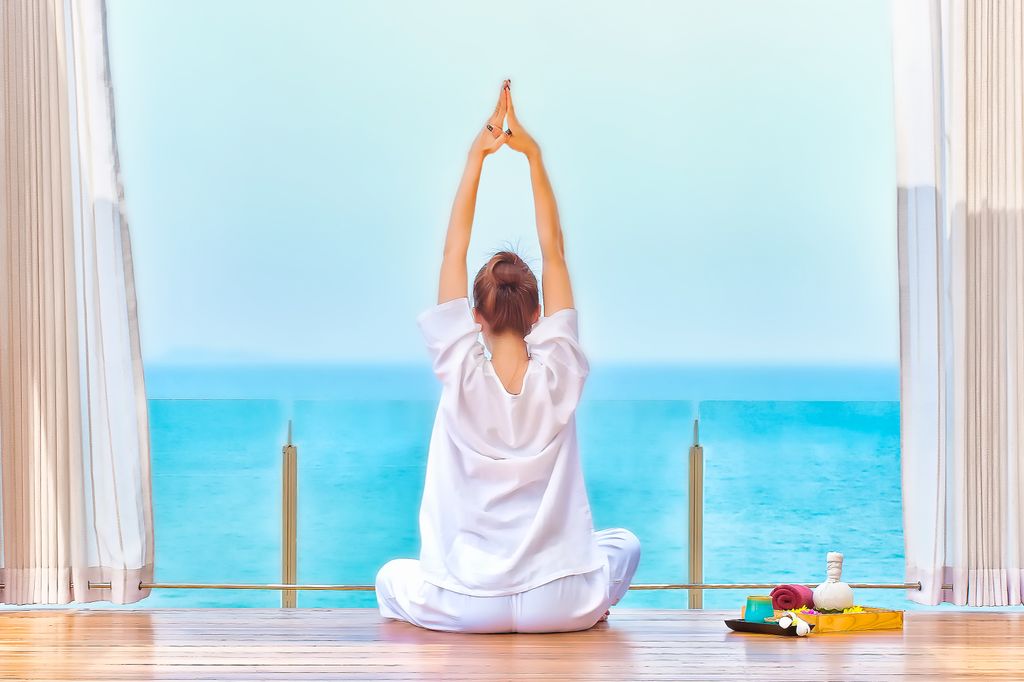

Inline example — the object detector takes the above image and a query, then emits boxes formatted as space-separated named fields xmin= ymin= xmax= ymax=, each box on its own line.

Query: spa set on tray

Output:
xmin=724 ymin=552 xmax=904 ymax=637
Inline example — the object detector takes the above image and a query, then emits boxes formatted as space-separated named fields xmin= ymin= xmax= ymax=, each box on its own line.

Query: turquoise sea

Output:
xmin=141 ymin=363 xmax=907 ymax=610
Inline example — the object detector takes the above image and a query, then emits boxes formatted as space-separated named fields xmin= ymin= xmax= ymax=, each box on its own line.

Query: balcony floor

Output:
xmin=0 ymin=608 xmax=1021 ymax=680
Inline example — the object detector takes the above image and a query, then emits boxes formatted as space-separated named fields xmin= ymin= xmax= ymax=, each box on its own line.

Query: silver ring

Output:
xmin=486 ymin=124 xmax=495 ymax=132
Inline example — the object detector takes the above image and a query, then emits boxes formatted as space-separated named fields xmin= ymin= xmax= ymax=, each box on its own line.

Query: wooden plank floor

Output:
xmin=0 ymin=609 xmax=1022 ymax=680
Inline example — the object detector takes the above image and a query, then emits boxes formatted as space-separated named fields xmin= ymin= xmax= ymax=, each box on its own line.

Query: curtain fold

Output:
xmin=894 ymin=0 xmax=1024 ymax=606
xmin=0 ymin=0 xmax=152 ymax=605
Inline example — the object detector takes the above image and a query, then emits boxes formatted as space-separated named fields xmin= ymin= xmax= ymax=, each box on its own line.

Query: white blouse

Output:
xmin=416 ymin=297 xmax=604 ymax=596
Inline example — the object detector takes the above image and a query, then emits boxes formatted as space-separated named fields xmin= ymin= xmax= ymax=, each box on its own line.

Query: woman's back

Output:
xmin=416 ymin=298 xmax=603 ymax=596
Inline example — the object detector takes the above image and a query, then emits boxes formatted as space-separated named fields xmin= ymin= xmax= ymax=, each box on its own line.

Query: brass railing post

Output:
xmin=281 ymin=420 xmax=298 ymax=608
xmin=688 ymin=417 xmax=704 ymax=609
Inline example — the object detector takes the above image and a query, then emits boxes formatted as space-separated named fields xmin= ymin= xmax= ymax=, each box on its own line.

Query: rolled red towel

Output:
xmin=770 ymin=584 xmax=815 ymax=611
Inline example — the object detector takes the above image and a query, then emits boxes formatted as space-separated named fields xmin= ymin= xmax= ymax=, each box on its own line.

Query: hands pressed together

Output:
xmin=471 ymin=79 xmax=539 ymax=159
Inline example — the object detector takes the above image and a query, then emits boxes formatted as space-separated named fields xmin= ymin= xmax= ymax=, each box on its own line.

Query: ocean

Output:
xmin=137 ymin=363 xmax=912 ymax=611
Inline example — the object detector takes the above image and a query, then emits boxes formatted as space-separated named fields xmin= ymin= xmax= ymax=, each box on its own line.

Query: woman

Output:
xmin=375 ymin=80 xmax=640 ymax=634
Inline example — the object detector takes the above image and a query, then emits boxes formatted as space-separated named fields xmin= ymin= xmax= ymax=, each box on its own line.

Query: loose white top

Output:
xmin=416 ymin=297 xmax=604 ymax=596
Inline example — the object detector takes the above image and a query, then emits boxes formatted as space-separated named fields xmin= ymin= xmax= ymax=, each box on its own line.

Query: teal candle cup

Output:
xmin=744 ymin=595 xmax=775 ymax=623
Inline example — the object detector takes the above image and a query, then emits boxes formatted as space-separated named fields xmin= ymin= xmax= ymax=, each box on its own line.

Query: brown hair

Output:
xmin=472 ymin=250 xmax=540 ymax=337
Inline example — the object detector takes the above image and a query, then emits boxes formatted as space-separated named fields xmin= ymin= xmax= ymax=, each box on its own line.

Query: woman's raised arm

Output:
xmin=504 ymin=86 xmax=574 ymax=315
xmin=437 ymin=81 xmax=511 ymax=304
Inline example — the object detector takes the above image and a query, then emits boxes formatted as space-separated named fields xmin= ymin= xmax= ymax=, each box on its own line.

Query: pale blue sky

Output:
xmin=106 ymin=0 xmax=898 ymax=365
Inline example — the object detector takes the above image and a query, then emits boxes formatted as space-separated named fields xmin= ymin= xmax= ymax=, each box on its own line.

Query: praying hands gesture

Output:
xmin=469 ymin=80 xmax=540 ymax=160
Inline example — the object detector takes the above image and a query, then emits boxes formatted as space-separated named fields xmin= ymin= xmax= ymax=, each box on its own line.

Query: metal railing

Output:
xmin=688 ymin=418 xmax=704 ymax=607
xmin=280 ymin=423 xmax=298 ymax=608
xmin=5 ymin=418 xmax=936 ymax=606
xmin=81 ymin=581 xmax=930 ymax=592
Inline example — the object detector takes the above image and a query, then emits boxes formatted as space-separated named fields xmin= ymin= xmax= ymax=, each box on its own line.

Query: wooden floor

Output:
xmin=1 ymin=609 xmax=1022 ymax=680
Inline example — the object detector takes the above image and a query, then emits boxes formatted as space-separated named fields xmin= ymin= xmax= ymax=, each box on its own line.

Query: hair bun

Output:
xmin=490 ymin=256 xmax=522 ymax=289
xmin=472 ymin=249 xmax=540 ymax=337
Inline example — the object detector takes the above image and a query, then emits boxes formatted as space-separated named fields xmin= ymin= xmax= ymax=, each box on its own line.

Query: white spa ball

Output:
xmin=813 ymin=551 xmax=855 ymax=610
xmin=813 ymin=580 xmax=855 ymax=610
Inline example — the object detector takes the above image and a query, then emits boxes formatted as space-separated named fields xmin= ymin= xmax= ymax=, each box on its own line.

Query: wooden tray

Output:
xmin=773 ymin=607 xmax=903 ymax=634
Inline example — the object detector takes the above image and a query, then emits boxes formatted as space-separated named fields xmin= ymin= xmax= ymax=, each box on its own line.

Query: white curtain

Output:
xmin=894 ymin=0 xmax=1024 ymax=606
xmin=0 ymin=0 xmax=153 ymax=604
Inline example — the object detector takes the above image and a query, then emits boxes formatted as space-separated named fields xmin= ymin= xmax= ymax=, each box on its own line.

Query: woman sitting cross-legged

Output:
xmin=375 ymin=80 xmax=640 ymax=634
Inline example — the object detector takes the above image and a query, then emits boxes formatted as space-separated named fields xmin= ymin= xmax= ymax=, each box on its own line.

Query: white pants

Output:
xmin=375 ymin=528 xmax=641 ymax=634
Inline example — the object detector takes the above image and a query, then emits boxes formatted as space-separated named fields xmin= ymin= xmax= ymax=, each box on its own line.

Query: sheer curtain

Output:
xmin=894 ymin=0 xmax=1023 ymax=606
xmin=0 ymin=0 xmax=153 ymax=604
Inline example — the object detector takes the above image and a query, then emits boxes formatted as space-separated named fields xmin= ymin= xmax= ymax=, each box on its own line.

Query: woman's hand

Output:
xmin=504 ymin=83 xmax=540 ymax=158
xmin=469 ymin=80 xmax=512 ymax=159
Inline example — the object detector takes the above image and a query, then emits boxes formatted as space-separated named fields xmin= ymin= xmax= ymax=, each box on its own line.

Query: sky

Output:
xmin=106 ymin=0 xmax=898 ymax=366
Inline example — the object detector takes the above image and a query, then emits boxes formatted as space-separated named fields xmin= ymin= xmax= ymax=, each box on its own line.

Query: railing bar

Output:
xmin=70 ymin=581 xmax=934 ymax=592
xmin=687 ymin=418 xmax=704 ymax=608
xmin=281 ymin=423 xmax=298 ymax=608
